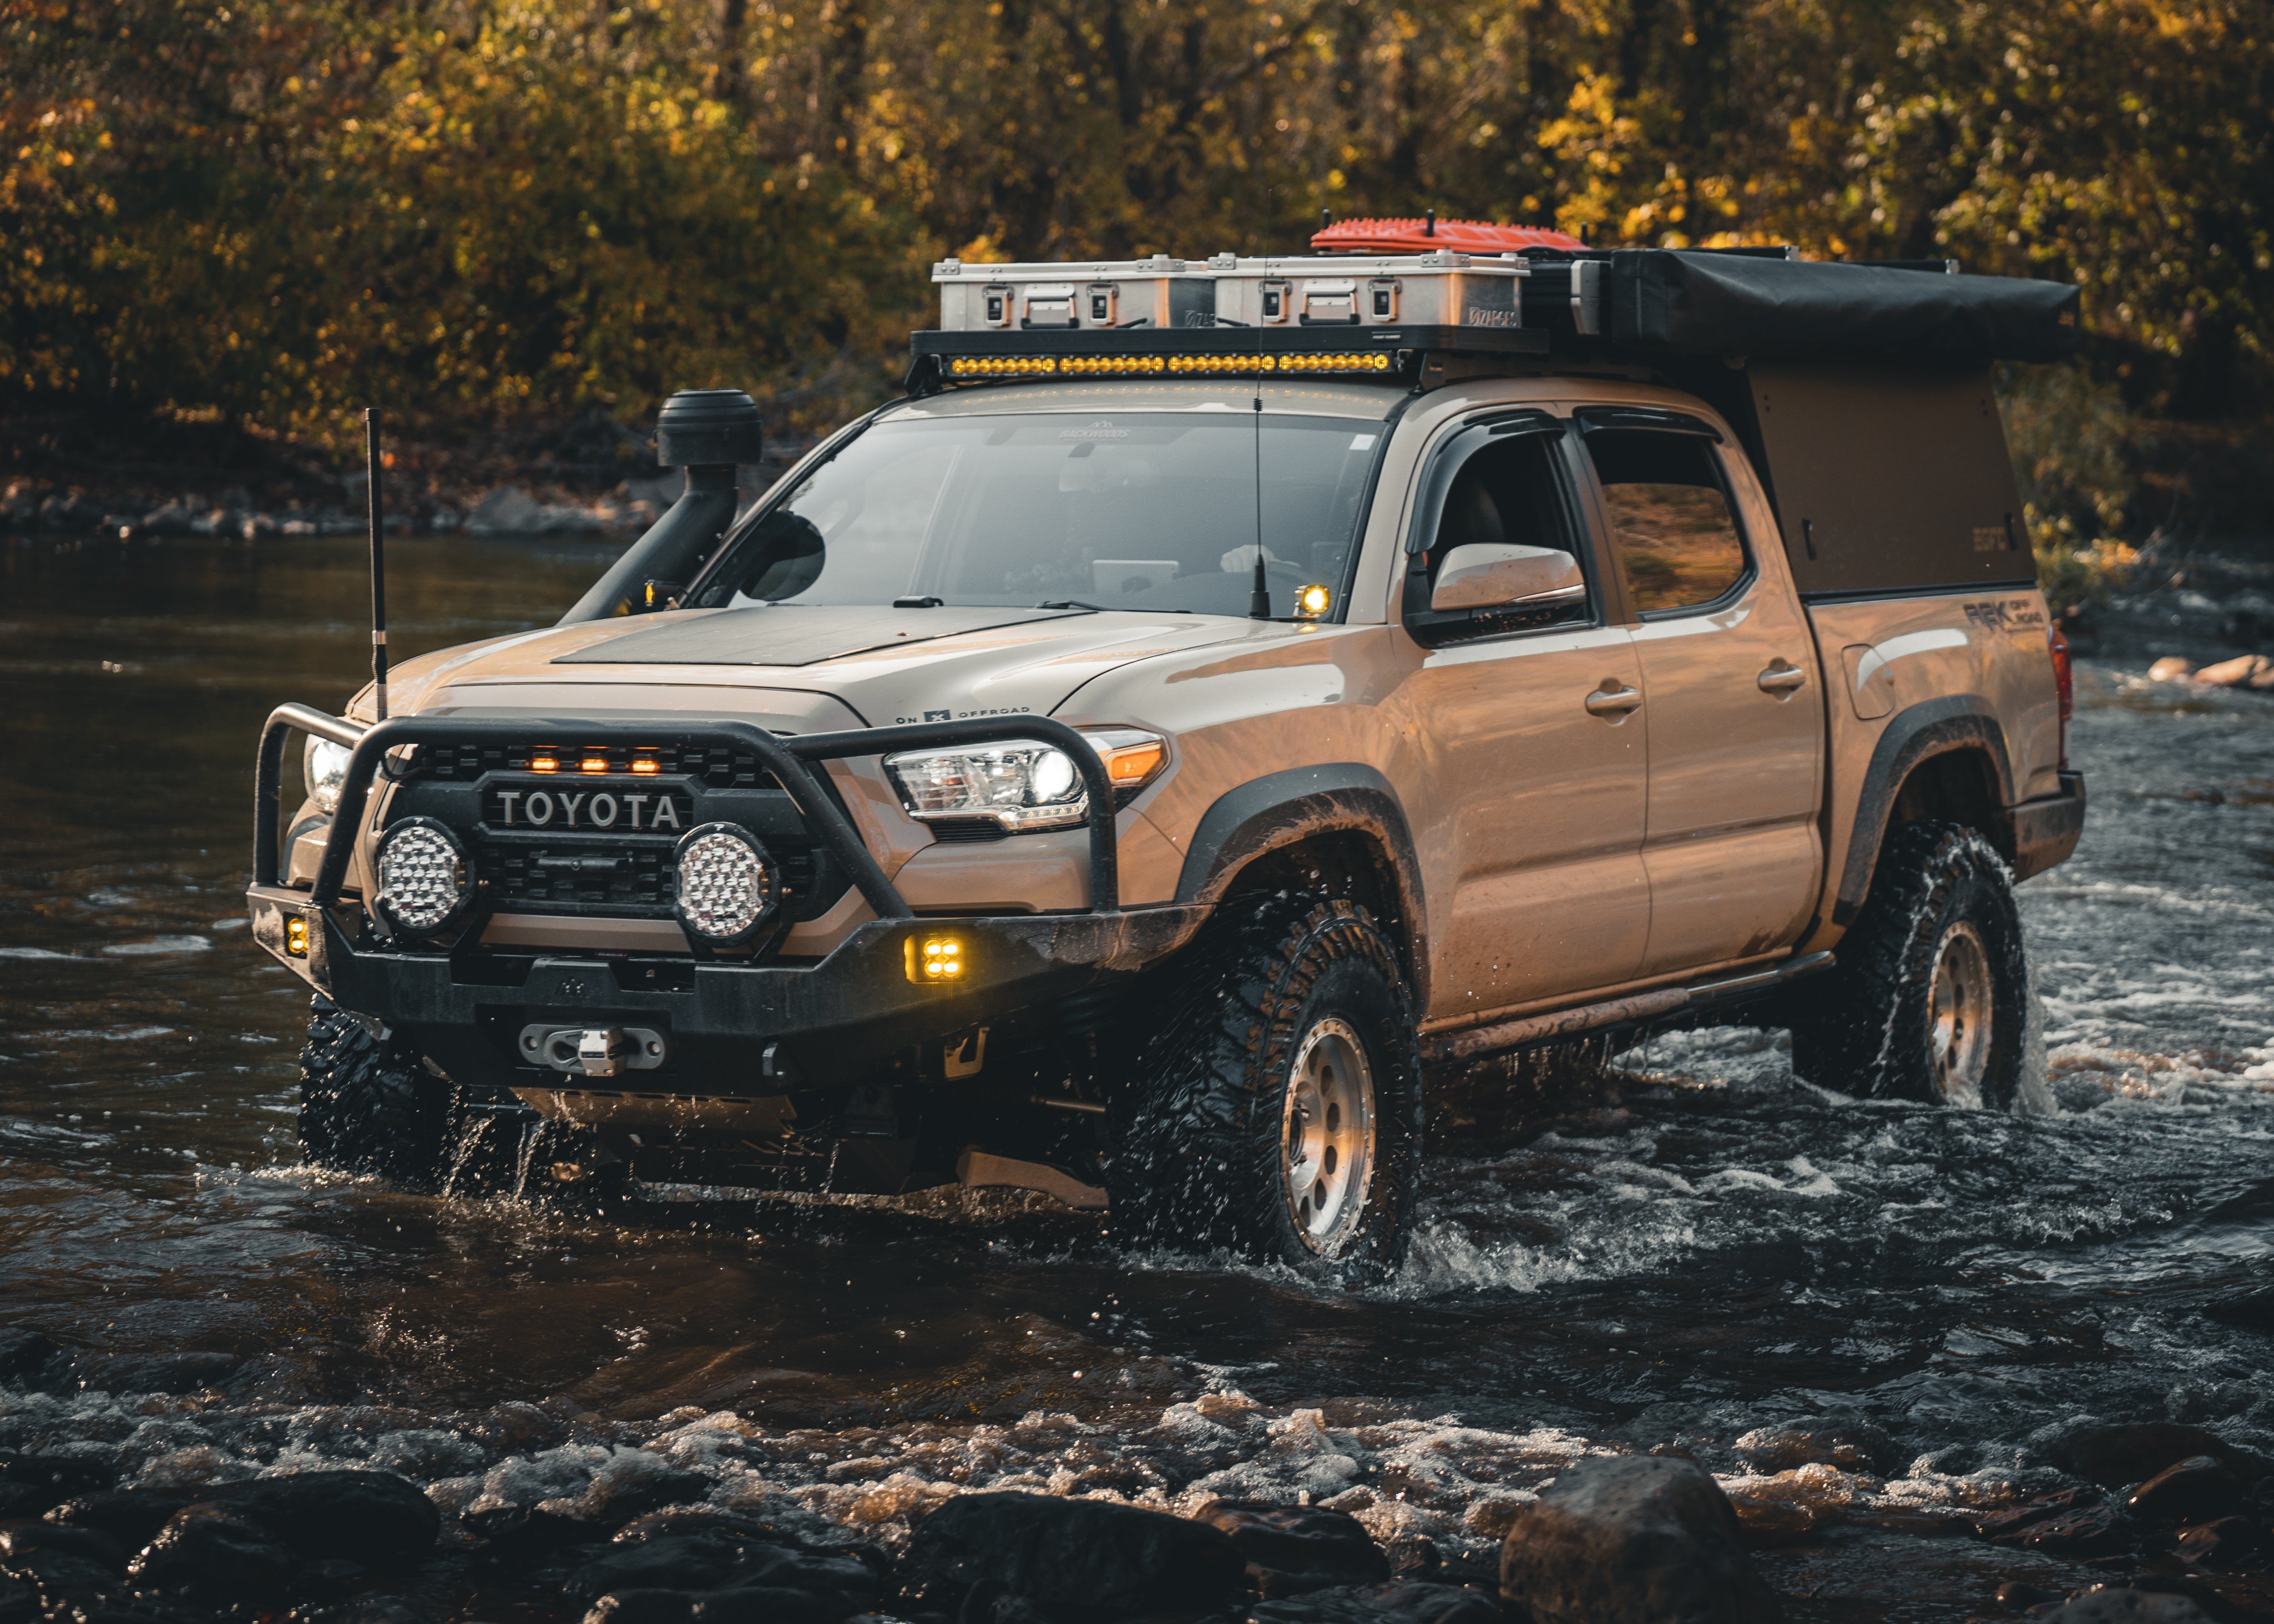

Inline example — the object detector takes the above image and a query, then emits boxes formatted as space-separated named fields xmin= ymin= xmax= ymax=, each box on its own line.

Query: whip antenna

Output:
xmin=365 ymin=407 xmax=389 ymax=721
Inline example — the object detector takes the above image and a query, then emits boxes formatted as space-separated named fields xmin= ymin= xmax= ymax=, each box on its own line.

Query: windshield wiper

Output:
xmin=1036 ymin=600 xmax=1191 ymax=614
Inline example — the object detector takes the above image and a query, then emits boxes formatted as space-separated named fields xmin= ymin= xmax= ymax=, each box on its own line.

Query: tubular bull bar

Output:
xmin=246 ymin=706 xmax=1204 ymax=1082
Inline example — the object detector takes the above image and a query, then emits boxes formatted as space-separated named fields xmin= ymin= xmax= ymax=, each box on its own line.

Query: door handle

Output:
xmin=1585 ymin=683 xmax=1643 ymax=718
xmin=1757 ymin=661 xmax=1807 ymax=695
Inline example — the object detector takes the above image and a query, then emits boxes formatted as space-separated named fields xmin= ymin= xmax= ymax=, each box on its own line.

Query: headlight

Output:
xmin=373 ymin=817 xmax=472 ymax=937
xmin=304 ymin=735 xmax=353 ymax=814
xmin=883 ymin=728 xmax=1168 ymax=833
xmin=673 ymin=823 xmax=781 ymax=945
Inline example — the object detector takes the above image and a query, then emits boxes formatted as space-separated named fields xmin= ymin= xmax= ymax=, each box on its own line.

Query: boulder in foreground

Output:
xmin=1499 ymin=1455 xmax=1782 ymax=1624
xmin=898 ymin=1491 xmax=1246 ymax=1621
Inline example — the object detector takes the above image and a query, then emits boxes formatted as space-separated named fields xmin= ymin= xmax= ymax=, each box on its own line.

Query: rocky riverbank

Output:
xmin=6 ymin=1324 xmax=2274 ymax=1623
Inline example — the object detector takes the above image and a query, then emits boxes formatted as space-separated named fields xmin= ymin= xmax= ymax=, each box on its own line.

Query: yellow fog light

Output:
xmin=1296 ymin=583 xmax=1332 ymax=618
xmin=285 ymin=915 xmax=309 ymax=957
xmin=908 ymin=934 xmax=967 ymax=984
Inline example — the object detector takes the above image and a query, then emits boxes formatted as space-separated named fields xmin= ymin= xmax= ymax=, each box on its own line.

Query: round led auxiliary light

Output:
xmin=672 ymin=823 xmax=781 ymax=947
xmin=373 ymin=816 xmax=474 ymax=938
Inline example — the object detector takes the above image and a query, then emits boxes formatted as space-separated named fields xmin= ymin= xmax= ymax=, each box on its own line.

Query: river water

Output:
xmin=3 ymin=534 xmax=2272 ymax=1620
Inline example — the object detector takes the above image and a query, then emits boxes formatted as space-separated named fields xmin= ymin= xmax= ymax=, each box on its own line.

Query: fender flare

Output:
xmin=1175 ymin=764 xmax=1430 ymax=1002
xmin=1833 ymin=695 xmax=2015 ymax=926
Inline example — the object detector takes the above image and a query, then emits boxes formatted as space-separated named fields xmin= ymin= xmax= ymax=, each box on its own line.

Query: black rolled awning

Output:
xmin=1608 ymin=250 xmax=2083 ymax=365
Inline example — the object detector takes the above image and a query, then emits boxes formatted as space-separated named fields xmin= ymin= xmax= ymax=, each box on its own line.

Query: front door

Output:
xmin=1574 ymin=411 xmax=1823 ymax=978
xmin=1389 ymin=416 xmax=1651 ymax=1025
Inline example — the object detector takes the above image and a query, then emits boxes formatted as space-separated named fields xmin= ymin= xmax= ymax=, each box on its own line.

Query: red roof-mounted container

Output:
xmin=1311 ymin=217 xmax=1585 ymax=256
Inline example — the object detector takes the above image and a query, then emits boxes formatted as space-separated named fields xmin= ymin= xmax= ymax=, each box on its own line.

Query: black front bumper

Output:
xmin=248 ymin=706 xmax=1199 ymax=1088
xmin=247 ymin=885 xmax=1205 ymax=1086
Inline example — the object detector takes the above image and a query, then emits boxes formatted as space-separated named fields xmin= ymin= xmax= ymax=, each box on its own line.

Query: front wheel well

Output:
xmin=1214 ymin=832 xmax=1421 ymax=996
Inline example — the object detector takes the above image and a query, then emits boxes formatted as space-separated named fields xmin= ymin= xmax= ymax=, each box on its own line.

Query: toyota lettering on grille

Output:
xmin=487 ymin=785 xmax=693 ymax=831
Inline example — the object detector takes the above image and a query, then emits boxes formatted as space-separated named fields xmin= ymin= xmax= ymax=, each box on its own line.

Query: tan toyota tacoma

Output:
xmin=247 ymin=231 xmax=2087 ymax=1283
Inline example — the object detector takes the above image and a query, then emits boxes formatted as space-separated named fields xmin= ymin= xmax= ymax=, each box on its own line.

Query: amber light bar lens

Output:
xmin=529 ymin=753 xmax=560 ymax=773
xmin=947 ymin=352 xmax=1394 ymax=380
xmin=631 ymin=755 xmax=661 ymax=775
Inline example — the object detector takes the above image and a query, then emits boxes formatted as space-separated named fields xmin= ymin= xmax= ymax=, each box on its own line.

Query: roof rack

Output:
xmin=912 ymin=251 xmax=1550 ymax=392
xmin=906 ymin=244 xmax=2081 ymax=394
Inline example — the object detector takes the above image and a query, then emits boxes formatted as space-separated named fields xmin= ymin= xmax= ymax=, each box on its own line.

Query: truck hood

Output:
xmin=387 ymin=604 xmax=1266 ymax=728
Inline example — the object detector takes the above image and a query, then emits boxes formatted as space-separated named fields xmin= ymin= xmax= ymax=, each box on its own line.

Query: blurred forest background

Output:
xmin=2 ymin=0 xmax=2268 ymax=583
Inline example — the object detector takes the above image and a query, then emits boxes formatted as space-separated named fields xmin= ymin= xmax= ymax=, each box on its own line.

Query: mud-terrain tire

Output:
xmin=1791 ymin=822 xmax=2028 ymax=1109
xmin=299 ymin=995 xmax=448 ymax=1186
xmin=1106 ymin=896 xmax=1423 ymax=1286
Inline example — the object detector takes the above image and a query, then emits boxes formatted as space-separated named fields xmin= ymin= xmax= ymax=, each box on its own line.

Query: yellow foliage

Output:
xmin=0 ymin=0 xmax=2264 ymax=438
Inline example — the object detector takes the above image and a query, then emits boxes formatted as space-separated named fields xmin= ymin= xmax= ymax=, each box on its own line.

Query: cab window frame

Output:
xmin=1574 ymin=415 xmax=1757 ymax=622
xmin=1398 ymin=409 xmax=1608 ymax=649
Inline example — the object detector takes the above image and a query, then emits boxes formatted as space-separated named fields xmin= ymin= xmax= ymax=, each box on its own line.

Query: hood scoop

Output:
xmin=552 ymin=605 xmax=1082 ymax=669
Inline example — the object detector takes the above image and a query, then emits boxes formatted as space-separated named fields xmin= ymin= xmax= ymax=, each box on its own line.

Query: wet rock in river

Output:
xmin=897 ymin=1490 xmax=1247 ymax=1620
xmin=2037 ymin=1421 xmax=2263 ymax=1488
xmin=2033 ymin=1579 xmax=2236 ymax=1623
xmin=0 ymin=1330 xmax=60 ymax=1385
xmin=1975 ymin=1485 xmax=2104 ymax=1539
xmin=1249 ymin=1576 xmax=1502 ymax=1623
xmin=0 ymin=1452 xmax=113 ymax=1519
xmin=1498 ymin=1455 xmax=1782 ymax=1623
xmin=466 ymin=1501 xmax=610 ymax=1557
xmin=583 ymin=1593 xmax=697 ymax=1624
xmin=687 ymin=1585 xmax=847 ymax=1623
xmin=48 ymin=1487 xmax=202 ymax=1547
xmin=2172 ymin=1516 xmax=2262 ymax=1567
xmin=2202 ymin=1284 xmax=2274 ymax=1330
xmin=0 ymin=1544 xmax=117 ymax=1606
xmin=312 ymin=1601 xmax=442 ymax=1624
xmin=206 ymin=1469 xmax=441 ymax=1565
xmin=1731 ymin=1424 xmax=1900 ymax=1477
xmin=2039 ymin=1596 xmax=2216 ymax=1623
xmin=0 ymin=1522 xmax=128 ymax=1571
xmin=1998 ymin=1579 xmax=2065 ymax=1609
xmin=1195 ymin=1498 xmax=1393 ymax=1597
xmin=2000 ymin=1499 xmax=2133 ymax=1559
xmin=71 ymin=1349 xmax=241 ymax=1394
xmin=2125 ymin=1455 xmax=2245 ymax=1526
xmin=2192 ymin=654 xmax=2274 ymax=690
xmin=571 ymin=1529 xmax=880 ymax=1618
xmin=127 ymin=1502 xmax=297 ymax=1599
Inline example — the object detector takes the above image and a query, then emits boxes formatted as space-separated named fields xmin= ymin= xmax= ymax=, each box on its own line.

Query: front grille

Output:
xmin=490 ymin=838 xmax=673 ymax=912
xmin=392 ymin=737 xmax=852 ymax=928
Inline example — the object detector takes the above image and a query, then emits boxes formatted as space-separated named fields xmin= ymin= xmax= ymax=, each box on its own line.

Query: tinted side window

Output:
xmin=1430 ymin=434 xmax=1575 ymax=569
xmin=1403 ymin=429 xmax=1590 ymax=643
xmin=1584 ymin=431 xmax=1747 ymax=614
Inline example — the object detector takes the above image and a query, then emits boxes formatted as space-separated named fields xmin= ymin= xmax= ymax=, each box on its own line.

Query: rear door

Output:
xmin=1573 ymin=407 xmax=1823 ymax=978
xmin=1389 ymin=413 xmax=1651 ymax=1021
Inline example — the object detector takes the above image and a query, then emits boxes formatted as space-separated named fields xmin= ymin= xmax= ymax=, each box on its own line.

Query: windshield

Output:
xmin=691 ymin=412 xmax=1385 ymax=616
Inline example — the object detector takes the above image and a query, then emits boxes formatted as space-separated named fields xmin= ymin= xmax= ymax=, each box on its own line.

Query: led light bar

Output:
xmin=946 ymin=352 xmax=1396 ymax=380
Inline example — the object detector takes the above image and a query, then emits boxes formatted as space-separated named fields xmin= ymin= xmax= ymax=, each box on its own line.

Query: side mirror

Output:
xmin=1431 ymin=544 xmax=1587 ymax=613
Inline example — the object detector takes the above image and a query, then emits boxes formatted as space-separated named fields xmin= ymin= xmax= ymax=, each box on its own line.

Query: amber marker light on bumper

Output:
xmin=908 ymin=934 xmax=968 ymax=984
xmin=285 ymin=916 xmax=309 ymax=957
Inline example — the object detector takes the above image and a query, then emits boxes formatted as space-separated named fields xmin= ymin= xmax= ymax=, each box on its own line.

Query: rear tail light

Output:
xmin=2048 ymin=624 xmax=2074 ymax=765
